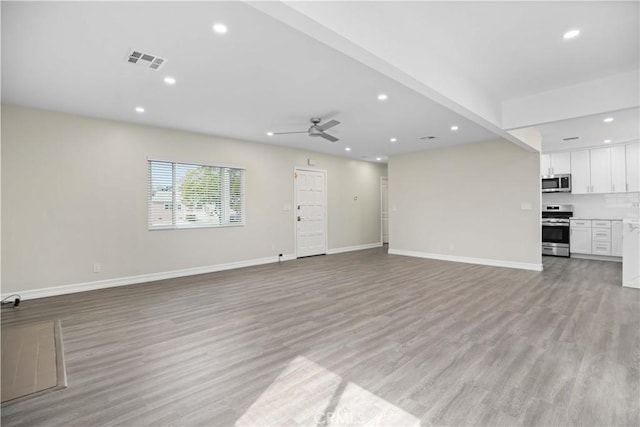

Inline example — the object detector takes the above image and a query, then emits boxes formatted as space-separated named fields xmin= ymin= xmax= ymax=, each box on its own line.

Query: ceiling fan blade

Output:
xmin=320 ymin=132 xmax=339 ymax=142
xmin=272 ymin=131 xmax=308 ymax=135
xmin=316 ymin=119 xmax=340 ymax=131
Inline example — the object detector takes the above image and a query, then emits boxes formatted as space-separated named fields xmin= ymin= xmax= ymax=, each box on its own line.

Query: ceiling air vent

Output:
xmin=562 ymin=136 xmax=580 ymax=141
xmin=126 ymin=49 xmax=167 ymax=70
xmin=419 ymin=136 xmax=436 ymax=141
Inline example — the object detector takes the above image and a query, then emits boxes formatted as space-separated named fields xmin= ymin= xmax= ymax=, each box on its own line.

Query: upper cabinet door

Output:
xmin=571 ymin=150 xmax=591 ymax=194
xmin=626 ymin=142 xmax=640 ymax=192
xmin=540 ymin=152 xmax=571 ymax=176
xmin=551 ymin=152 xmax=571 ymax=174
xmin=590 ymin=148 xmax=612 ymax=194
xmin=611 ymin=145 xmax=627 ymax=193
xmin=541 ymin=154 xmax=551 ymax=176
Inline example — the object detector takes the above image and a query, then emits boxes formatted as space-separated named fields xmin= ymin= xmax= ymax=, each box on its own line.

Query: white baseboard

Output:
xmin=326 ymin=242 xmax=383 ymax=255
xmin=388 ymin=249 xmax=543 ymax=271
xmin=3 ymin=253 xmax=297 ymax=301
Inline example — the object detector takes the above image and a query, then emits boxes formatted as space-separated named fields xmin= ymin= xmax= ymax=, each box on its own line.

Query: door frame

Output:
xmin=380 ymin=176 xmax=388 ymax=244
xmin=293 ymin=167 xmax=328 ymax=258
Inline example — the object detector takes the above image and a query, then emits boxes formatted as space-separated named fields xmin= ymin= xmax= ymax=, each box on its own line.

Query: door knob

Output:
xmin=297 ymin=216 xmax=301 ymax=221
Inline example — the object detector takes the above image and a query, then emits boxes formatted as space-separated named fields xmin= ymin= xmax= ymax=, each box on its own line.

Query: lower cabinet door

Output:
xmin=570 ymin=227 xmax=592 ymax=254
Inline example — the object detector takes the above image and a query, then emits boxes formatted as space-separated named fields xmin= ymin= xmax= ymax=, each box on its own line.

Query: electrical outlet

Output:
xmin=93 ymin=263 xmax=101 ymax=273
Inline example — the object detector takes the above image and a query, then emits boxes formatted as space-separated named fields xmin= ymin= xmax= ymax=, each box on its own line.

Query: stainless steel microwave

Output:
xmin=542 ymin=174 xmax=571 ymax=193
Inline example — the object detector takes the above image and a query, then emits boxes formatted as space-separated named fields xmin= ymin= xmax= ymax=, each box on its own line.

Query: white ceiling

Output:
xmin=536 ymin=107 xmax=640 ymax=152
xmin=2 ymin=1 xmax=638 ymax=160
xmin=281 ymin=1 xmax=639 ymax=101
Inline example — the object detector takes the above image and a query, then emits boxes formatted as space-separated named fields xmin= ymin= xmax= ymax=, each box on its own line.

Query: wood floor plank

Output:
xmin=1 ymin=247 xmax=638 ymax=426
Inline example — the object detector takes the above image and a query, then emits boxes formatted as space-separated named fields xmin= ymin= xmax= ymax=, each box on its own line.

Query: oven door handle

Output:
xmin=542 ymin=223 xmax=570 ymax=227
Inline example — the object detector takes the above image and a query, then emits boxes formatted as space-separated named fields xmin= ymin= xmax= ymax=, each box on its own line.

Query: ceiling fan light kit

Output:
xmin=273 ymin=117 xmax=341 ymax=142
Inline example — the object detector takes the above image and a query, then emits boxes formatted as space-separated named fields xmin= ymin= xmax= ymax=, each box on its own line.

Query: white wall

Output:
xmin=1 ymin=105 xmax=386 ymax=295
xmin=388 ymin=139 xmax=541 ymax=270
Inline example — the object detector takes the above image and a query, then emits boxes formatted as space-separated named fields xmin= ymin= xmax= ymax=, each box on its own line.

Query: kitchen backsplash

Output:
xmin=542 ymin=192 xmax=640 ymax=219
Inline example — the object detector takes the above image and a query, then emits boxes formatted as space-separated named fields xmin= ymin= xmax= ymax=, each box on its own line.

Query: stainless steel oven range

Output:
xmin=542 ymin=204 xmax=573 ymax=257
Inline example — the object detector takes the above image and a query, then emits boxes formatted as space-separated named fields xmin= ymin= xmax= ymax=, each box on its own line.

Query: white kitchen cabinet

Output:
xmin=541 ymin=154 xmax=551 ymax=176
xmin=611 ymin=145 xmax=627 ymax=193
xmin=552 ymin=145 xmax=636 ymax=194
xmin=552 ymin=152 xmax=571 ymax=174
xmin=591 ymin=220 xmax=611 ymax=255
xmin=570 ymin=220 xmax=592 ymax=254
xmin=612 ymin=220 xmax=623 ymax=257
xmin=571 ymin=150 xmax=591 ymax=194
xmin=571 ymin=219 xmax=621 ymax=258
xmin=626 ymin=142 xmax=639 ymax=192
xmin=590 ymin=148 xmax=612 ymax=194
xmin=541 ymin=152 xmax=571 ymax=176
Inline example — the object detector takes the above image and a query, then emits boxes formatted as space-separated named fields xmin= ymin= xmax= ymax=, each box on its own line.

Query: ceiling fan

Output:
xmin=272 ymin=117 xmax=341 ymax=142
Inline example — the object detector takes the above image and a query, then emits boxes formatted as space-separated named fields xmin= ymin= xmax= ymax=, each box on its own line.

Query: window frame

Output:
xmin=147 ymin=158 xmax=246 ymax=231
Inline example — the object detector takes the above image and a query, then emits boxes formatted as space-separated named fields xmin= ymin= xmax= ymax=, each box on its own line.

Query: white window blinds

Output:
xmin=148 ymin=160 xmax=245 ymax=229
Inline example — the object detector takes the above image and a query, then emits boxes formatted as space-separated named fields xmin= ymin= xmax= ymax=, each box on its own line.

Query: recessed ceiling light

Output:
xmin=163 ymin=76 xmax=176 ymax=85
xmin=603 ymin=117 xmax=614 ymax=123
xmin=563 ymin=29 xmax=580 ymax=40
xmin=345 ymin=147 xmax=352 ymax=152
xmin=376 ymin=157 xmax=382 ymax=161
xmin=604 ymin=139 xmax=612 ymax=143
xmin=213 ymin=23 xmax=228 ymax=34
xmin=135 ymin=106 xmax=145 ymax=113
xmin=450 ymin=125 xmax=459 ymax=131
xmin=377 ymin=94 xmax=388 ymax=101
xmin=390 ymin=137 xmax=397 ymax=143
xmin=266 ymin=132 xmax=274 ymax=136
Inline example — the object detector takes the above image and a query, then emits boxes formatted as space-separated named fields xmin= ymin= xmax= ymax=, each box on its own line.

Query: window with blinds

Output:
xmin=148 ymin=160 xmax=245 ymax=229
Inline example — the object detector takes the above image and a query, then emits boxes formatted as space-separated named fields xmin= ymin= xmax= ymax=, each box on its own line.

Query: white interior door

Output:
xmin=381 ymin=177 xmax=389 ymax=244
xmin=295 ymin=169 xmax=327 ymax=257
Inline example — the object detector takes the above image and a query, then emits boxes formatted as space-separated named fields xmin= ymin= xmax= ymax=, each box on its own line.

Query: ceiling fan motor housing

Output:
xmin=309 ymin=126 xmax=323 ymax=136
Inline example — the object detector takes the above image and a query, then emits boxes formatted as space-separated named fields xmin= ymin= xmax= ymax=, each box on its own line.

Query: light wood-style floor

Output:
xmin=1 ymin=247 xmax=638 ymax=426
